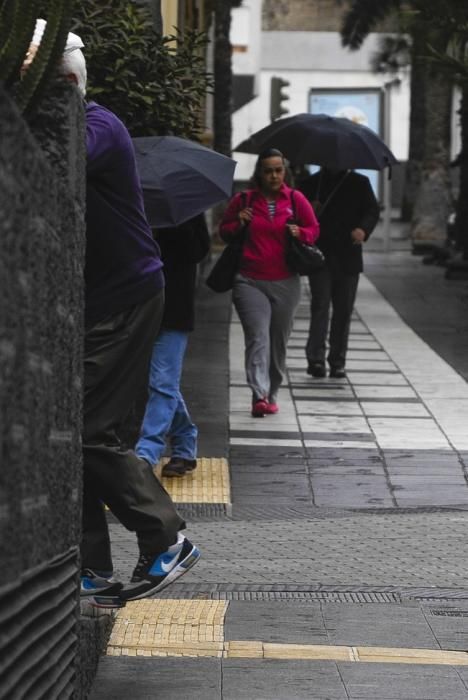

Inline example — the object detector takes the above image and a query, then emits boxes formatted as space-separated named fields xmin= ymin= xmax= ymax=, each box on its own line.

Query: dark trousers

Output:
xmin=306 ymin=265 xmax=359 ymax=369
xmin=82 ymin=291 xmax=184 ymax=573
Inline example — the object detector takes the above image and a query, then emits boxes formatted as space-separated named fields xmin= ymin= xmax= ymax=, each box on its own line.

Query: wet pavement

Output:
xmin=90 ymin=242 xmax=468 ymax=700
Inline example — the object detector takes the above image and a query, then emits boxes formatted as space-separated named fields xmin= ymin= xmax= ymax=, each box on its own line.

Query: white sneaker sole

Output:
xmin=82 ymin=594 xmax=126 ymax=609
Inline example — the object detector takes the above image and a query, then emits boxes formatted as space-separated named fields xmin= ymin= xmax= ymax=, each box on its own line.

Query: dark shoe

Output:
xmin=80 ymin=569 xmax=125 ymax=608
xmin=329 ymin=367 xmax=346 ymax=378
xmin=119 ymin=533 xmax=200 ymax=602
xmin=162 ymin=457 xmax=197 ymax=477
xmin=307 ymin=362 xmax=326 ymax=378
xmin=252 ymin=398 xmax=269 ymax=417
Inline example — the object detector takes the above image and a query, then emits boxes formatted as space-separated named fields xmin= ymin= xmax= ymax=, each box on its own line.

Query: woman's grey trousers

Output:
xmin=232 ymin=273 xmax=301 ymax=402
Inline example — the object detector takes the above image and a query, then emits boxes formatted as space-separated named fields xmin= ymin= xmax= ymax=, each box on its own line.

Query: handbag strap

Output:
xmin=236 ymin=190 xmax=251 ymax=243
xmin=290 ymin=189 xmax=297 ymax=220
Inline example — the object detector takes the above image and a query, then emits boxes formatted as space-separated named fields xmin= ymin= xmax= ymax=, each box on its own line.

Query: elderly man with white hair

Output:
xmin=25 ymin=20 xmax=200 ymax=607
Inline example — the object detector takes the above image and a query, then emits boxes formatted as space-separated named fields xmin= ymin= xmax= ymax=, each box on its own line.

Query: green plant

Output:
xmin=0 ymin=0 xmax=74 ymax=114
xmin=72 ymin=0 xmax=213 ymax=138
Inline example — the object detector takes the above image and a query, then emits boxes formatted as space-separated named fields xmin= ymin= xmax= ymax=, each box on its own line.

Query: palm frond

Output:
xmin=341 ymin=0 xmax=401 ymax=49
xmin=371 ymin=34 xmax=411 ymax=73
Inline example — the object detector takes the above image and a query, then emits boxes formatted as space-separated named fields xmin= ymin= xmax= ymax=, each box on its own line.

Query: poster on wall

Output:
xmin=309 ymin=89 xmax=382 ymax=197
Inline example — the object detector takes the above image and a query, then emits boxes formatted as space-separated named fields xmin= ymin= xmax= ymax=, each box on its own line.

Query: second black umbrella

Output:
xmin=133 ymin=136 xmax=237 ymax=228
xmin=235 ymin=113 xmax=397 ymax=170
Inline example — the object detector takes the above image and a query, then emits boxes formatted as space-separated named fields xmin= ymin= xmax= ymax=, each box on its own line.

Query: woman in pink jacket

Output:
xmin=220 ymin=148 xmax=320 ymax=417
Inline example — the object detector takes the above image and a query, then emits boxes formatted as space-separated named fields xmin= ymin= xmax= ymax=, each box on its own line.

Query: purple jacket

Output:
xmin=85 ymin=102 xmax=163 ymax=325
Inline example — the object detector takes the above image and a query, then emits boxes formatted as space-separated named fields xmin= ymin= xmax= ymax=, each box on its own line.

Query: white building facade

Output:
xmin=230 ymin=1 xmax=410 ymax=208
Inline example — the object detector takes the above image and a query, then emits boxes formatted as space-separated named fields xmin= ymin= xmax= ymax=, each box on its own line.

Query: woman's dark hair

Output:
xmin=251 ymin=148 xmax=287 ymax=187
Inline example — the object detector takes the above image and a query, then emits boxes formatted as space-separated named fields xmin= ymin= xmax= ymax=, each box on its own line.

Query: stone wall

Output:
xmin=0 ymin=83 xmax=90 ymax=698
xmin=262 ymin=0 xmax=398 ymax=32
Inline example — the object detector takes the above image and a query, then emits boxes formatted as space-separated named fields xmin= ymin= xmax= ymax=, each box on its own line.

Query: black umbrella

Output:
xmin=235 ymin=113 xmax=397 ymax=170
xmin=133 ymin=136 xmax=237 ymax=227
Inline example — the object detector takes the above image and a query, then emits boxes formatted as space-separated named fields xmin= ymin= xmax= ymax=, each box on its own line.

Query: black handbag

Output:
xmin=205 ymin=228 xmax=247 ymax=292
xmin=285 ymin=190 xmax=324 ymax=275
xmin=285 ymin=233 xmax=324 ymax=275
xmin=206 ymin=193 xmax=249 ymax=293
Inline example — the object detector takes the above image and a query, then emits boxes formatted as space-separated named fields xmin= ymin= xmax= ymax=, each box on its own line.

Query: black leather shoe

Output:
xmin=162 ymin=458 xmax=197 ymax=477
xmin=329 ymin=367 xmax=346 ymax=378
xmin=307 ymin=362 xmax=326 ymax=378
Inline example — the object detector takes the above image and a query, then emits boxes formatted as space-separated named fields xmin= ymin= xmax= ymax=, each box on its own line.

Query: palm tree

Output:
xmin=453 ymin=87 xmax=468 ymax=262
xmin=341 ymin=0 xmax=454 ymax=244
xmin=426 ymin=10 xmax=468 ymax=263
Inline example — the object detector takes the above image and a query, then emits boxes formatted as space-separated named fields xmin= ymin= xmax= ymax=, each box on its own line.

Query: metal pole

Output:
xmin=382 ymin=82 xmax=392 ymax=253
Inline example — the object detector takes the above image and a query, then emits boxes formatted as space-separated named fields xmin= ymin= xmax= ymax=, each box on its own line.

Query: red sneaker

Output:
xmin=251 ymin=399 xmax=269 ymax=417
xmin=264 ymin=402 xmax=279 ymax=414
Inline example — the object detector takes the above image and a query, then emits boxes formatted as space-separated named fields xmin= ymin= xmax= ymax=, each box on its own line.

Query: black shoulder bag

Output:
xmin=206 ymin=192 xmax=249 ymax=293
xmin=285 ymin=190 xmax=324 ymax=275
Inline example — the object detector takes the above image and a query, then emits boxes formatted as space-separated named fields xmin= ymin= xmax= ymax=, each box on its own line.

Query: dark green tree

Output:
xmin=71 ymin=0 xmax=213 ymax=138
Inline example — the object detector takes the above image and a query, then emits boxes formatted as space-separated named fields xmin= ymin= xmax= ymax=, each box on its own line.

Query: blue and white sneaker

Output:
xmin=80 ymin=569 xmax=124 ymax=608
xmin=119 ymin=533 xmax=200 ymax=602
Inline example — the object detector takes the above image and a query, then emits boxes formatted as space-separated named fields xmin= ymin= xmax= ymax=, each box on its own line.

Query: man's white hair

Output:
xmin=60 ymin=48 xmax=87 ymax=97
xmin=31 ymin=18 xmax=87 ymax=96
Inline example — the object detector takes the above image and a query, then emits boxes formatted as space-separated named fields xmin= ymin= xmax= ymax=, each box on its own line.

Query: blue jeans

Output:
xmin=136 ymin=330 xmax=198 ymax=466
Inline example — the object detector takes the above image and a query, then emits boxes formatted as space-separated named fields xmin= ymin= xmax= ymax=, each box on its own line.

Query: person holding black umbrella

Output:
xmin=220 ymin=148 xmax=319 ymax=416
xmin=297 ymin=167 xmax=380 ymax=378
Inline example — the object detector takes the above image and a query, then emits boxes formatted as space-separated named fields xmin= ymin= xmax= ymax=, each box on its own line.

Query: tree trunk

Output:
xmin=401 ymin=28 xmax=427 ymax=222
xmin=455 ymin=83 xmax=468 ymax=259
xmin=213 ymin=0 xmax=233 ymax=156
xmin=411 ymin=29 xmax=453 ymax=243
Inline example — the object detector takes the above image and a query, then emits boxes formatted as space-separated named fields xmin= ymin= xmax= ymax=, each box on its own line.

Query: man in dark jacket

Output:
xmin=25 ymin=21 xmax=201 ymax=607
xmin=136 ymin=215 xmax=210 ymax=477
xmin=298 ymin=168 xmax=380 ymax=378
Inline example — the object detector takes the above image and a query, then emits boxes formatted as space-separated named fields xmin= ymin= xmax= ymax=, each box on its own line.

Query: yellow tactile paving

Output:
xmin=154 ymin=457 xmax=230 ymax=503
xmin=227 ymin=641 xmax=264 ymax=658
xmin=106 ymin=599 xmax=468 ymax=665
xmin=107 ymin=599 xmax=228 ymax=658
xmin=263 ymin=643 xmax=354 ymax=661
xmin=355 ymin=646 xmax=468 ymax=665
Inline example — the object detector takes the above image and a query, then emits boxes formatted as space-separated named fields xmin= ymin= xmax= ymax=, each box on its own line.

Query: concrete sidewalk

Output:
xmin=90 ymin=246 xmax=468 ymax=700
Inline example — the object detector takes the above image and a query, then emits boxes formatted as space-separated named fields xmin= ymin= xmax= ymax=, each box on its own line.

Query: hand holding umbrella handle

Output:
xmin=351 ymin=227 xmax=366 ymax=245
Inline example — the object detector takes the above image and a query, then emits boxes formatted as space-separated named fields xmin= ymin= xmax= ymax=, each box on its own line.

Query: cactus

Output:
xmin=0 ymin=0 xmax=75 ymax=114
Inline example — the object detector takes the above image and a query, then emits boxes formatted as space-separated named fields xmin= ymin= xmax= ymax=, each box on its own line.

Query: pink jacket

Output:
xmin=219 ymin=184 xmax=320 ymax=280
